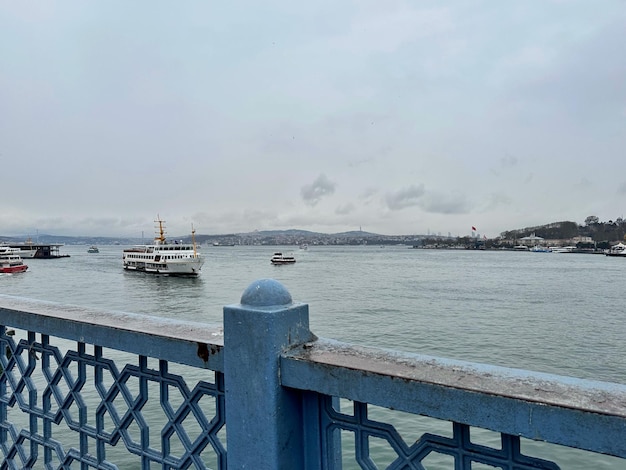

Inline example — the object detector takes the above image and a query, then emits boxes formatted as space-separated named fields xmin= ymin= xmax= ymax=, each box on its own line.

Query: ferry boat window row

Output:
xmin=125 ymin=254 xmax=193 ymax=259
xmin=159 ymin=246 xmax=194 ymax=250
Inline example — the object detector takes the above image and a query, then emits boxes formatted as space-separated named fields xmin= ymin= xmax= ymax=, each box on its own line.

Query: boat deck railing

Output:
xmin=1 ymin=279 xmax=625 ymax=469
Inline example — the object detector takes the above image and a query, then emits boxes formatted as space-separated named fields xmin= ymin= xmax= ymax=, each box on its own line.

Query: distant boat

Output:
xmin=271 ymin=252 xmax=296 ymax=265
xmin=0 ymin=246 xmax=28 ymax=273
xmin=605 ymin=243 xmax=626 ymax=257
xmin=213 ymin=242 xmax=235 ymax=247
xmin=8 ymin=242 xmax=69 ymax=259
xmin=530 ymin=245 xmax=551 ymax=252
xmin=87 ymin=245 xmax=99 ymax=253
xmin=122 ymin=217 xmax=204 ymax=275
xmin=552 ymin=246 xmax=576 ymax=253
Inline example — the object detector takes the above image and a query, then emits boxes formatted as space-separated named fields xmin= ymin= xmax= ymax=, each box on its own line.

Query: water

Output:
xmin=2 ymin=244 xmax=626 ymax=468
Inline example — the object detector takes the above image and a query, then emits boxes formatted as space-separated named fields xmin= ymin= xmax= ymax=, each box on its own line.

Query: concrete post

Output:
xmin=223 ymin=279 xmax=315 ymax=469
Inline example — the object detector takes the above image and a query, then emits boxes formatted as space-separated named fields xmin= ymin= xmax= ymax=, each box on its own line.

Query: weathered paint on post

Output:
xmin=223 ymin=279 xmax=315 ymax=469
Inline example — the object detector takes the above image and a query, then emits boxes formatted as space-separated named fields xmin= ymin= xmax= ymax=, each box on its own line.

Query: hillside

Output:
xmin=500 ymin=218 xmax=626 ymax=243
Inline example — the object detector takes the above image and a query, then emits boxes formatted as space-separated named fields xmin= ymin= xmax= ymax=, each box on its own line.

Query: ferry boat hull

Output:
xmin=123 ymin=255 xmax=204 ymax=275
xmin=16 ymin=248 xmax=38 ymax=259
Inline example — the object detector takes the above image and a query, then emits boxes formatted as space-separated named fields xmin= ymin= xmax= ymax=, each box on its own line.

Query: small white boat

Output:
xmin=123 ymin=217 xmax=204 ymax=275
xmin=605 ymin=243 xmax=626 ymax=257
xmin=87 ymin=245 xmax=99 ymax=253
xmin=271 ymin=252 xmax=296 ymax=265
xmin=552 ymin=246 xmax=576 ymax=253
xmin=530 ymin=245 xmax=551 ymax=252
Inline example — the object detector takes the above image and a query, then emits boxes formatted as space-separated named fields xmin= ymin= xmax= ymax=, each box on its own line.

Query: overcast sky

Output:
xmin=1 ymin=1 xmax=625 ymax=239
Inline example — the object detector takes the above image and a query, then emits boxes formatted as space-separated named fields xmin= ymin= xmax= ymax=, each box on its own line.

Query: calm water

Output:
xmin=2 ymin=244 xmax=626 ymax=468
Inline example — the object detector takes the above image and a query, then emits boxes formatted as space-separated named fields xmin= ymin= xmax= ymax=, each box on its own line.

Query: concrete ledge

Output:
xmin=281 ymin=338 xmax=626 ymax=458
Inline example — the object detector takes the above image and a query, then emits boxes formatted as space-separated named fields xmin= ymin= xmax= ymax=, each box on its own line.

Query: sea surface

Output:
xmin=2 ymin=244 xmax=626 ymax=469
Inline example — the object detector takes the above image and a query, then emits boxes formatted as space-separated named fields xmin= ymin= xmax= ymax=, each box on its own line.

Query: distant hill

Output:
xmin=237 ymin=229 xmax=380 ymax=238
xmin=500 ymin=219 xmax=626 ymax=243
xmin=500 ymin=221 xmax=579 ymax=240
xmin=240 ymin=229 xmax=324 ymax=237
xmin=5 ymin=219 xmax=622 ymax=246
xmin=0 ymin=229 xmax=384 ymax=246
xmin=332 ymin=230 xmax=380 ymax=238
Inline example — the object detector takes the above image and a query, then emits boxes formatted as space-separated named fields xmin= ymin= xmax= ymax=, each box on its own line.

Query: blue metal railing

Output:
xmin=1 ymin=279 xmax=625 ymax=469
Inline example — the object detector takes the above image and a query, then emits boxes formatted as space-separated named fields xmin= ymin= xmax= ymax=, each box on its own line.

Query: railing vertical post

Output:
xmin=223 ymin=279 xmax=315 ymax=470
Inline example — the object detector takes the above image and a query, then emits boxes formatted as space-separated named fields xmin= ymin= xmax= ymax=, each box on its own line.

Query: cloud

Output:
xmin=574 ymin=178 xmax=593 ymax=189
xmin=347 ymin=157 xmax=374 ymax=168
xmin=385 ymin=184 xmax=425 ymax=210
xmin=500 ymin=155 xmax=518 ymax=169
xmin=482 ymin=192 xmax=513 ymax=211
xmin=335 ymin=203 xmax=355 ymax=215
xmin=491 ymin=155 xmax=520 ymax=176
xmin=419 ymin=192 xmax=471 ymax=214
xmin=385 ymin=184 xmax=471 ymax=214
xmin=301 ymin=174 xmax=336 ymax=206
xmin=333 ymin=5 xmax=454 ymax=54
xmin=359 ymin=187 xmax=379 ymax=200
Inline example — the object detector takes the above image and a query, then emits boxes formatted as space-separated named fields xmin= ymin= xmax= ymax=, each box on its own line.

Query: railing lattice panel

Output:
xmin=320 ymin=397 xmax=561 ymax=470
xmin=0 ymin=329 xmax=225 ymax=470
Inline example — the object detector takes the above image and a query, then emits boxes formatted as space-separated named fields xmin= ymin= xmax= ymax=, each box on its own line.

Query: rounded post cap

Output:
xmin=240 ymin=279 xmax=293 ymax=307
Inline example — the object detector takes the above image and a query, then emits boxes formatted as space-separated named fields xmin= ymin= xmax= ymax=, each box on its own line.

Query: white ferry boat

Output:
xmin=123 ymin=218 xmax=204 ymax=276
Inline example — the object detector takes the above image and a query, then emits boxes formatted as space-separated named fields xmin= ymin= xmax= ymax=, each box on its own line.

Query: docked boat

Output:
xmin=552 ymin=246 xmax=576 ymax=253
xmin=271 ymin=252 xmax=296 ymax=265
xmin=14 ymin=238 xmax=38 ymax=258
xmin=87 ymin=245 xmax=99 ymax=253
xmin=605 ymin=243 xmax=626 ymax=257
xmin=0 ymin=246 xmax=28 ymax=273
xmin=8 ymin=242 xmax=69 ymax=259
xmin=123 ymin=218 xmax=204 ymax=275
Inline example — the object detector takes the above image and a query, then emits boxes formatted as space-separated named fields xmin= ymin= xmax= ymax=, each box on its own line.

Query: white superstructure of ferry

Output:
xmin=122 ymin=218 xmax=204 ymax=276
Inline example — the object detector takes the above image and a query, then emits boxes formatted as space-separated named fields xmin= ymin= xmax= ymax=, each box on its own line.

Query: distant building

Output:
xmin=518 ymin=233 xmax=544 ymax=247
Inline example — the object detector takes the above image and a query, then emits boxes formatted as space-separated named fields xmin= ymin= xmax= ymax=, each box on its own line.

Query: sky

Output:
xmin=1 ymin=1 xmax=625 ymax=239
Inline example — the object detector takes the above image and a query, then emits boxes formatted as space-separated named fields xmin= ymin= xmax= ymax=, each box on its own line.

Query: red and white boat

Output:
xmin=0 ymin=246 xmax=29 ymax=273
